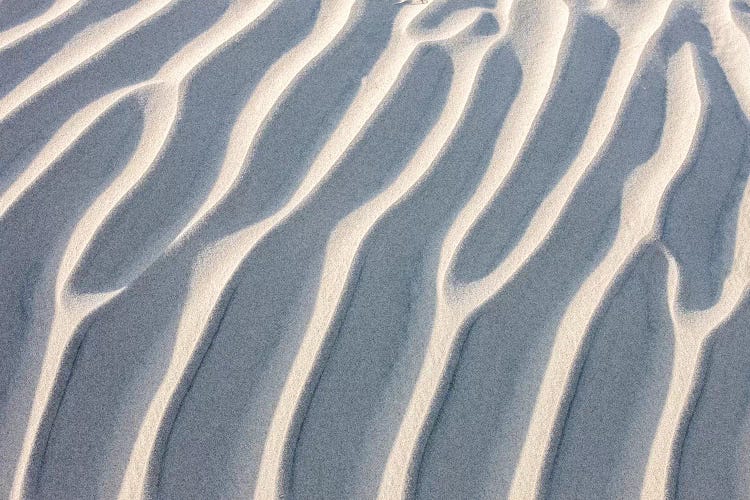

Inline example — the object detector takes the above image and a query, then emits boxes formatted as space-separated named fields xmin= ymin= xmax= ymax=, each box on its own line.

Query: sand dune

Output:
xmin=1 ymin=0 xmax=750 ymax=498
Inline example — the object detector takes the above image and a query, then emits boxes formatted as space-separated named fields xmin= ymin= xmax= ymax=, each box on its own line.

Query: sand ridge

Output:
xmin=1 ymin=0 xmax=750 ymax=498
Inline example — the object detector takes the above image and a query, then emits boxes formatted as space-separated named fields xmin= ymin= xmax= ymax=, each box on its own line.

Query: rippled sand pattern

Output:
xmin=2 ymin=0 xmax=750 ymax=498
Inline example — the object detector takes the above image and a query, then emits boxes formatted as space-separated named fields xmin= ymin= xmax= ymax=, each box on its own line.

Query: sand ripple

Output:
xmin=1 ymin=0 xmax=750 ymax=498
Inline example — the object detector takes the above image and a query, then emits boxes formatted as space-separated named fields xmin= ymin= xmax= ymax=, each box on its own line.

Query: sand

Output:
xmin=1 ymin=0 xmax=750 ymax=498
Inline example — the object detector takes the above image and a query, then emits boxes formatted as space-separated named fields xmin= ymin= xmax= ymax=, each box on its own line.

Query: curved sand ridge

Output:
xmin=1 ymin=0 xmax=750 ymax=498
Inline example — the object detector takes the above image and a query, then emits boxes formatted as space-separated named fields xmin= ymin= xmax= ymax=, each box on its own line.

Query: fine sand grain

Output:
xmin=1 ymin=0 xmax=750 ymax=498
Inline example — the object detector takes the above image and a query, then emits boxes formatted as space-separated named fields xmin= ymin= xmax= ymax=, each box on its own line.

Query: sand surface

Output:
xmin=2 ymin=0 xmax=750 ymax=498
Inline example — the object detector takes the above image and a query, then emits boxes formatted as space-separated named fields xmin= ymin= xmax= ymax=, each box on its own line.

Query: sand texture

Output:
xmin=2 ymin=0 xmax=750 ymax=498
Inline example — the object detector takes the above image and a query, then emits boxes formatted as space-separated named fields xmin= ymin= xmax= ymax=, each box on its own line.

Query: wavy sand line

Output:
xmin=0 ymin=83 xmax=146 ymax=219
xmin=501 ymin=2 xmax=688 ymax=495
xmin=635 ymin=8 xmax=750 ymax=496
xmin=0 ymin=0 xmax=289 ymax=122
xmin=9 ymin=83 xmax=178 ymax=500
xmin=369 ymin=3 xmax=675 ymax=495
xmin=513 ymin=43 xmax=703 ymax=499
xmin=3 ymin=0 xmax=750 ymax=497
xmin=116 ymin=2 xmax=361 ymax=496
xmin=10 ymin=1 xmax=325 ymax=495
xmin=0 ymin=0 xmax=179 ymax=121
xmin=641 ymin=117 xmax=750 ymax=498
xmin=376 ymin=2 xmax=571 ymax=498
xmin=700 ymin=0 xmax=750 ymax=120
xmin=255 ymin=15 xmax=497 ymax=499
xmin=459 ymin=0 xmax=676 ymax=308
xmin=0 ymin=0 xmax=85 ymax=50
xmin=112 ymin=2 xmax=466 ymax=495
xmin=176 ymin=0 xmax=363 ymax=241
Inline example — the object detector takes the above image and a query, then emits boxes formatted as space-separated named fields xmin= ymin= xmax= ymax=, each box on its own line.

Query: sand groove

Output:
xmin=1 ymin=0 xmax=749 ymax=498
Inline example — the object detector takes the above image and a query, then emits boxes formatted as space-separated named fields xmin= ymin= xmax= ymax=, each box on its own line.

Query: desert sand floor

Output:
xmin=1 ymin=0 xmax=750 ymax=498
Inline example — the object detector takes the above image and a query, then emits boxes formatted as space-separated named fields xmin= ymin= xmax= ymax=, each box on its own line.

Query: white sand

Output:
xmin=1 ymin=0 xmax=750 ymax=498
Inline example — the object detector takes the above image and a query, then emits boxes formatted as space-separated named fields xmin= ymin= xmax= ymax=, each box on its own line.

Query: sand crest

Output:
xmin=1 ymin=0 xmax=750 ymax=498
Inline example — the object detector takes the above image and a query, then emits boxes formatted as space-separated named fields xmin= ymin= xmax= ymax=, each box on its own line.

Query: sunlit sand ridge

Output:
xmin=1 ymin=0 xmax=750 ymax=498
